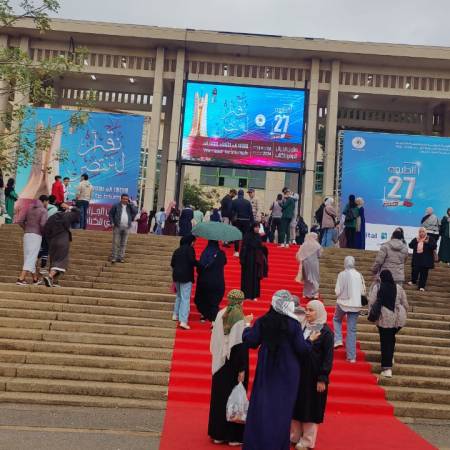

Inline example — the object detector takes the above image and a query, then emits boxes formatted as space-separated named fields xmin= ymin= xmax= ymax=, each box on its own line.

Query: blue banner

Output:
xmin=341 ymin=130 xmax=450 ymax=249
xmin=15 ymin=107 xmax=144 ymax=229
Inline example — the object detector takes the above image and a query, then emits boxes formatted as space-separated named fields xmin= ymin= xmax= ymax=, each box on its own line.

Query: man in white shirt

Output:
xmin=247 ymin=188 xmax=260 ymax=222
xmin=75 ymin=174 xmax=94 ymax=229
xmin=108 ymin=194 xmax=138 ymax=263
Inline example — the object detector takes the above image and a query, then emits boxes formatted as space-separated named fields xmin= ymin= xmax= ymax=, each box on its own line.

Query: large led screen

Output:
xmin=341 ymin=130 xmax=450 ymax=250
xmin=181 ymin=81 xmax=306 ymax=171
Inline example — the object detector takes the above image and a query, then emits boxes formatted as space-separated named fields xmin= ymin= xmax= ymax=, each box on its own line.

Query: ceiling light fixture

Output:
xmin=90 ymin=74 xmax=97 ymax=81
xmin=129 ymin=77 xmax=135 ymax=84
xmin=405 ymin=82 xmax=411 ymax=89
xmin=352 ymin=94 xmax=359 ymax=99
xmin=83 ymin=59 xmax=89 ymax=66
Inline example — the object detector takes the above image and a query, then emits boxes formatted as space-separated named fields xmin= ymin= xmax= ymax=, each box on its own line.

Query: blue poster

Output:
xmin=341 ymin=130 xmax=450 ymax=249
xmin=181 ymin=81 xmax=306 ymax=170
xmin=15 ymin=107 xmax=144 ymax=229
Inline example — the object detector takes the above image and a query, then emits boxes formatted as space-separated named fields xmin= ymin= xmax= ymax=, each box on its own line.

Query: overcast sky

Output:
xmin=19 ymin=0 xmax=450 ymax=47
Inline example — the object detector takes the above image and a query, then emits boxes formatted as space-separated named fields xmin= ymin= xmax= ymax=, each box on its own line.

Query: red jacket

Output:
xmin=51 ymin=180 xmax=65 ymax=204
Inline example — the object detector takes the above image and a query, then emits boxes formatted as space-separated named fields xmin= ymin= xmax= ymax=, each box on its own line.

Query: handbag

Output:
xmin=360 ymin=274 xmax=368 ymax=306
xmin=368 ymin=297 xmax=382 ymax=322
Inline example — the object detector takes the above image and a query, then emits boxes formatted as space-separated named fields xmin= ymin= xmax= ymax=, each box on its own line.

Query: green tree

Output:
xmin=183 ymin=178 xmax=220 ymax=213
xmin=0 ymin=0 xmax=91 ymax=174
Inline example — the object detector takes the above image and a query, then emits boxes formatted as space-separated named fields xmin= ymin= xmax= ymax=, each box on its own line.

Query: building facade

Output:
xmin=4 ymin=18 xmax=450 ymax=222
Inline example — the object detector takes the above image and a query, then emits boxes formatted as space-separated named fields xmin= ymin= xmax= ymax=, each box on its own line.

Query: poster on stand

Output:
xmin=341 ymin=130 xmax=450 ymax=250
xmin=15 ymin=107 xmax=144 ymax=230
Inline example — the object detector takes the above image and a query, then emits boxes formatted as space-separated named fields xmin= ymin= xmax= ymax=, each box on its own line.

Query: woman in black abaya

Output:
xmin=240 ymin=223 xmax=268 ymax=301
xmin=194 ymin=240 xmax=227 ymax=322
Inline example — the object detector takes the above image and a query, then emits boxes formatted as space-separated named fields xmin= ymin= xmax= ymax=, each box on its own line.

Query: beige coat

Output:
xmin=368 ymin=283 xmax=408 ymax=328
xmin=372 ymin=239 xmax=409 ymax=283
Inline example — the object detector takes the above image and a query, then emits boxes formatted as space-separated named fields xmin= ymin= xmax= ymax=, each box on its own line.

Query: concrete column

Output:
xmin=265 ymin=171 xmax=285 ymax=212
xmin=157 ymin=97 xmax=173 ymax=208
xmin=143 ymin=47 xmax=165 ymax=211
xmin=301 ymin=59 xmax=320 ymax=224
xmin=323 ymin=60 xmax=340 ymax=198
xmin=164 ymin=48 xmax=185 ymax=209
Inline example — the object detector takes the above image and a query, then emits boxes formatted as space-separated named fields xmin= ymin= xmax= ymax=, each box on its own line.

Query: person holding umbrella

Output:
xmin=192 ymin=221 xmax=242 ymax=323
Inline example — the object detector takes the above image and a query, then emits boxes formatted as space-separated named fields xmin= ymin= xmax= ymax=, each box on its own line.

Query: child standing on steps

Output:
xmin=170 ymin=235 xmax=198 ymax=330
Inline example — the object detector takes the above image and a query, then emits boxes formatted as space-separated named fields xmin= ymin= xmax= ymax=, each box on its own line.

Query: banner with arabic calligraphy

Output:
xmin=181 ymin=81 xmax=306 ymax=171
xmin=15 ymin=107 xmax=144 ymax=230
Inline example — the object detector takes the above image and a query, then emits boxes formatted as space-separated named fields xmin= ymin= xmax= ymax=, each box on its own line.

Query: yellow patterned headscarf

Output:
xmin=222 ymin=289 xmax=245 ymax=335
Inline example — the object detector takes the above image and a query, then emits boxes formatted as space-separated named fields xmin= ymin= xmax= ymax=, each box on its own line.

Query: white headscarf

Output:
xmin=325 ymin=197 xmax=334 ymax=206
xmin=271 ymin=290 xmax=300 ymax=322
xmin=210 ymin=308 xmax=246 ymax=375
xmin=296 ymin=232 xmax=321 ymax=262
xmin=337 ymin=256 xmax=356 ymax=300
xmin=303 ymin=300 xmax=327 ymax=339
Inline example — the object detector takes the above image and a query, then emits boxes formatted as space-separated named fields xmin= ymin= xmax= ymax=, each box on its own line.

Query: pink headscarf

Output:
xmin=165 ymin=201 xmax=176 ymax=216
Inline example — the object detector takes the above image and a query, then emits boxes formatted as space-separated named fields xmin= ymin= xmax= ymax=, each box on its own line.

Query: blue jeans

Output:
xmin=333 ymin=304 xmax=359 ymax=361
xmin=322 ymin=228 xmax=335 ymax=248
xmin=75 ymin=200 xmax=90 ymax=229
xmin=173 ymin=282 xmax=192 ymax=324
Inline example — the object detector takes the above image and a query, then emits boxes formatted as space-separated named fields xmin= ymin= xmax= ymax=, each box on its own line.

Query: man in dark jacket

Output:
xmin=220 ymin=189 xmax=237 ymax=224
xmin=108 ymin=194 xmax=138 ymax=263
xmin=171 ymin=235 xmax=197 ymax=329
xmin=279 ymin=190 xmax=295 ymax=247
xmin=231 ymin=189 xmax=254 ymax=256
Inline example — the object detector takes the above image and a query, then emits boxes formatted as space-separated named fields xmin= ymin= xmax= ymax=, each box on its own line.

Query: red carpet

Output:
xmin=160 ymin=241 xmax=435 ymax=449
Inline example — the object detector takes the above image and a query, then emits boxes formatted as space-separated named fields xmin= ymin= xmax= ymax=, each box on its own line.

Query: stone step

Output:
xmin=0 ymin=363 xmax=169 ymax=385
xmin=358 ymin=323 xmax=450 ymax=338
xmin=0 ymin=338 xmax=173 ymax=360
xmin=0 ymin=327 xmax=174 ymax=350
xmin=360 ymin=340 xmax=450 ymax=357
xmin=385 ymin=386 xmax=450 ymax=405
xmin=362 ymin=349 xmax=450 ymax=367
xmin=0 ymin=350 xmax=171 ymax=372
xmin=0 ymin=377 xmax=168 ymax=401
xmin=0 ymin=391 xmax=167 ymax=409
xmin=358 ymin=332 xmax=450 ymax=348
xmin=379 ymin=375 xmax=450 ymax=390
xmin=390 ymin=401 xmax=450 ymax=420
xmin=374 ymin=363 xmax=450 ymax=379
xmin=0 ymin=316 xmax=175 ymax=339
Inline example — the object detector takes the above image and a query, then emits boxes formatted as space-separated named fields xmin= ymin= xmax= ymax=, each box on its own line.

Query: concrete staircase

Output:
xmin=319 ymin=247 xmax=450 ymax=421
xmin=0 ymin=225 xmax=179 ymax=409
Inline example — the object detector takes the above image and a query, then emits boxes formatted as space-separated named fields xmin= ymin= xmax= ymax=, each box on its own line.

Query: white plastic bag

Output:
xmin=259 ymin=223 xmax=265 ymax=236
xmin=226 ymin=382 xmax=249 ymax=424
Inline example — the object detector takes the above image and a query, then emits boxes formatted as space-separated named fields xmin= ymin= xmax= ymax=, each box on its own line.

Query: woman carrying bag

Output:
xmin=368 ymin=270 xmax=408 ymax=378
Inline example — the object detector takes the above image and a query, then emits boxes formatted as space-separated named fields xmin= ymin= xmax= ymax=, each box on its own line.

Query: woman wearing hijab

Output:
xmin=296 ymin=233 xmax=322 ymax=299
xmin=179 ymin=204 xmax=194 ymax=237
xmin=355 ymin=197 xmax=366 ymax=250
xmin=209 ymin=290 xmax=252 ymax=445
xmin=408 ymin=227 xmax=437 ymax=291
xmin=171 ymin=234 xmax=197 ymax=329
xmin=5 ymin=178 xmax=18 ymax=224
xmin=43 ymin=207 xmax=81 ymax=288
xmin=242 ymin=290 xmax=318 ymax=450
xmin=137 ymin=209 xmax=149 ymax=234
xmin=333 ymin=256 xmax=365 ymax=362
xmin=421 ymin=207 xmax=440 ymax=244
xmin=210 ymin=208 xmax=221 ymax=222
xmin=292 ymin=300 xmax=334 ymax=450
xmin=439 ymin=208 xmax=450 ymax=266
xmin=240 ymin=222 xmax=268 ymax=301
xmin=372 ymin=229 xmax=408 ymax=284
xmin=194 ymin=240 xmax=227 ymax=323
xmin=320 ymin=197 xmax=338 ymax=248
xmin=342 ymin=194 xmax=359 ymax=249
xmin=368 ymin=269 xmax=408 ymax=378
xmin=163 ymin=202 xmax=179 ymax=236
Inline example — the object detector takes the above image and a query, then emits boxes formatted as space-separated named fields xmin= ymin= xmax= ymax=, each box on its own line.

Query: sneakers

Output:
xmin=419 ymin=288 xmax=425 ymax=292
xmin=233 ymin=252 xmax=239 ymax=257
xmin=407 ymin=281 xmax=415 ymax=286
xmin=16 ymin=279 xmax=28 ymax=286
xmin=179 ymin=322 xmax=191 ymax=330
xmin=213 ymin=440 xmax=225 ymax=445
xmin=33 ymin=279 xmax=43 ymax=286
xmin=43 ymin=276 xmax=53 ymax=288
xmin=347 ymin=359 xmax=356 ymax=363
xmin=172 ymin=314 xmax=178 ymax=321
xmin=334 ymin=341 xmax=343 ymax=349
xmin=228 ymin=443 xmax=243 ymax=447
xmin=380 ymin=369 xmax=392 ymax=378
